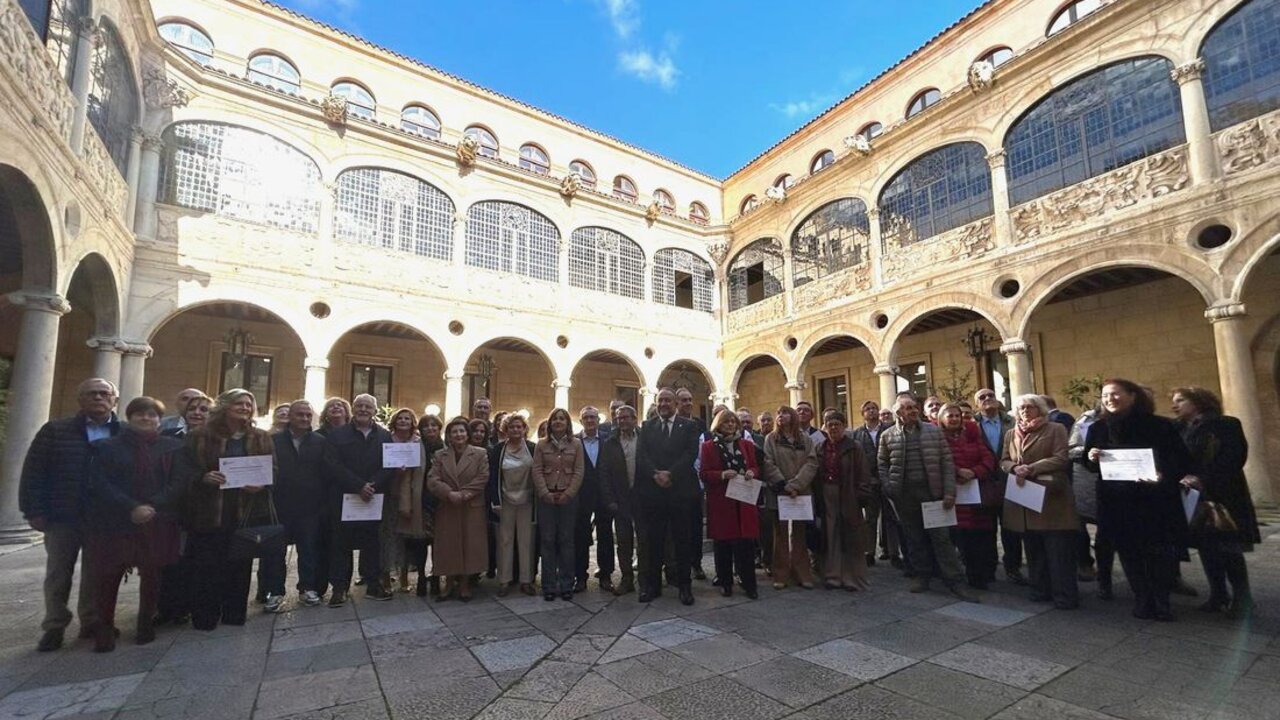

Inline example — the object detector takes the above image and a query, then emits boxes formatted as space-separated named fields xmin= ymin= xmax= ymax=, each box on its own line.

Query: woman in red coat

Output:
xmin=699 ymin=410 xmax=761 ymax=599
xmin=939 ymin=404 xmax=997 ymax=589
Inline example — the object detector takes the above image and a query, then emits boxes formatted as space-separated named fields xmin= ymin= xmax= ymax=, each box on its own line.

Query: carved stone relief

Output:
xmin=559 ymin=173 xmax=580 ymax=199
xmin=0 ymin=0 xmax=75 ymax=140
xmin=881 ymin=217 xmax=994 ymax=282
xmin=727 ymin=293 xmax=785 ymax=333
xmin=456 ymin=134 xmax=480 ymax=167
xmin=320 ymin=94 xmax=348 ymax=125
xmin=1217 ymin=112 xmax=1280 ymax=176
xmin=793 ymin=263 xmax=874 ymax=309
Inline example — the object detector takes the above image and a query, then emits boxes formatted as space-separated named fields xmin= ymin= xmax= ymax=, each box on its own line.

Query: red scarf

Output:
xmin=1015 ymin=415 xmax=1047 ymax=442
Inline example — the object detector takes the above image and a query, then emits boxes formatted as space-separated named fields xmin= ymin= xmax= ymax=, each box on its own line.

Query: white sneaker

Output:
xmin=302 ymin=591 xmax=321 ymax=607
xmin=264 ymin=594 xmax=285 ymax=613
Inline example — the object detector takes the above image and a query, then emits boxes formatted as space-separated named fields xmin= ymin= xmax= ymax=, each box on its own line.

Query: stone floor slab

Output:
xmin=548 ymin=634 xmax=615 ymax=665
xmin=263 ymin=638 xmax=371 ymax=681
xmin=0 ymin=672 xmax=146 ymax=720
xmin=792 ymin=639 xmax=915 ymax=681
xmin=626 ymin=618 xmax=719 ymax=648
xmin=594 ymin=635 xmax=659 ymax=665
xmin=989 ymin=693 xmax=1123 ymax=720
xmin=875 ymin=661 xmax=1027 ymax=719
xmin=847 ymin=616 xmax=990 ymax=660
xmin=270 ymin=620 xmax=363 ymax=653
xmin=931 ymin=642 xmax=1070 ymax=691
xmin=267 ymin=696 xmax=390 ymax=720
xmin=503 ymin=660 xmax=590 ymax=703
xmin=788 ymin=684 xmax=965 ymax=720
xmin=470 ymin=634 xmax=557 ymax=673
xmin=932 ymin=601 xmax=1035 ymax=627
xmin=668 ymin=632 xmax=779 ymax=674
xmin=385 ymin=674 xmax=500 ymax=720
xmin=725 ymin=654 xmax=861 ymax=709
xmin=591 ymin=650 xmax=714 ymax=699
xmin=473 ymin=697 xmax=554 ymax=720
xmin=254 ymin=664 xmax=381 ymax=720
xmin=542 ymin=672 xmax=636 ymax=720
xmin=642 ymin=675 xmax=788 ymax=720
xmin=360 ymin=610 xmax=442 ymax=638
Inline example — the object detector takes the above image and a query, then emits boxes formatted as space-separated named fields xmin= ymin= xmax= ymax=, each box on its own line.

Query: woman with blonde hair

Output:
xmin=318 ymin=397 xmax=351 ymax=436
xmin=698 ymin=409 xmax=761 ymax=599
xmin=385 ymin=408 xmax=427 ymax=592
xmin=533 ymin=408 xmax=584 ymax=601
xmin=763 ymin=405 xmax=818 ymax=589
xmin=427 ymin=417 xmax=490 ymax=600
xmin=489 ymin=413 xmax=538 ymax=596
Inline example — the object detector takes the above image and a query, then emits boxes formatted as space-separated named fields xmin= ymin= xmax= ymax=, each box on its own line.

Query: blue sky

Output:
xmin=279 ymin=0 xmax=983 ymax=178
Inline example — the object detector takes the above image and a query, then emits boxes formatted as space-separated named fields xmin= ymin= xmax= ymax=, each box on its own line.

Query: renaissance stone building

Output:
xmin=1 ymin=0 xmax=1278 ymax=540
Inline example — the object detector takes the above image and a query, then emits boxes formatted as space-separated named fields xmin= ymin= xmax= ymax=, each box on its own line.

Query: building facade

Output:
xmin=1 ymin=0 xmax=1278 ymax=540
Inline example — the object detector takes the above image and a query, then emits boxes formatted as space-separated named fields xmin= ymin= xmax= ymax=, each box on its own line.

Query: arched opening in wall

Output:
xmin=328 ymin=322 xmax=447 ymax=416
xmin=1023 ymin=265 xmax=1210 ymax=420
xmin=464 ymin=338 xmax=554 ymax=426
xmin=148 ymin=302 xmax=307 ymax=423
xmin=1242 ymin=245 xmax=1280 ymax=500
xmin=569 ymin=350 xmax=643 ymax=420
xmin=897 ymin=308 xmax=1000 ymax=408
xmin=797 ymin=336 xmax=875 ymax=419
xmin=657 ymin=360 xmax=714 ymax=424
xmin=731 ymin=355 xmax=787 ymax=424
xmin=51 ymin=255 xmax=119 ymax=415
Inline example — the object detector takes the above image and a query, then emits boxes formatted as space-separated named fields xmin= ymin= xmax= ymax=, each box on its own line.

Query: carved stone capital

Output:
xmin=559 ymin=173 xmax=581 ymax=199
xmin=304 ymin=357 xmax=331 ymax=371
xmin=967 ymin=60 xmax=996 ymax=92
xmin=141 ymin=132 xmax=164 ymax=152
xmin=1205 ymin=301 xmax=1247 ymax=323
xmin=85 ymin=336 xmax=125 ymax=353
xmin=552 ymin=379 xmax=573 ymax=390
xmin=784 ymin=381 xmax=806 ymax=391
xmin=320 ymin=94 xmax=349 ymax=126
xmin=1000 ymin=339 xmax=1030 ymax=355
xmin=118 ymin=341 xmax=154 ymax=358
xmin=444 ymin=370 xmax=466 ymax=382
xmin=842 ymin=134 xmax=873 ymax=156
xmin=456 ymin=135 xmax=480 ymax=167
xmin=706 ymin=238 xmax=729 ymax=266
xmin=142 ymin=66 xmax=190 ymax=109
xmin=6 ymin=292 xmax=71 ymax=315
xmin=867 ymin=206 xmax=880 ymax=221
xmin=76 ymin=16 xmax=100 ymax=40
xmin=1171 ymin=59 xmax=1206 ymax=85
xmin=986 ymin=150 xmax=1007 ymax=169
xmin=873 ymin=363 xmax=898 ymax=377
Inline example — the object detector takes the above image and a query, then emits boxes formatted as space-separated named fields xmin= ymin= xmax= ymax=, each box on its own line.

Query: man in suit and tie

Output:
xmin=638 ymin=388 xmax=700 ymax=605
xmin=574 ymin=406 xmax=615 ymax=593
xmin=674 ymin=388 xmax=709 ymax=581
xmin=974 ymin=388 xmax=1025 ymax=586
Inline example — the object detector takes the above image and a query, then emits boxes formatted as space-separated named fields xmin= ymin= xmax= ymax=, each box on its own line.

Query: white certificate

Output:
xmin=954 ymin=479 xmax=982 ymax=505
xmin=921 ymin=500 xmax=958 ymax=529
xmin=725 ymin=475 xmax=762 ymax=505
xmin=777 ymin=495 xmax=814 ymax=522
xmin=341 ymin=493 xmax=384 ymax=522
xmin=218 ymin=455 xmax=273 ymax=489
xmin=382 ymin=442 xmax=421 ymax=469
xmin=1004 ymin=474 xmax=1046 ymax=513
xmin=1099 ymin=448 xmax=1158 ymax=482
xmin=1183 ymin=488 xmax=1200 ymax=524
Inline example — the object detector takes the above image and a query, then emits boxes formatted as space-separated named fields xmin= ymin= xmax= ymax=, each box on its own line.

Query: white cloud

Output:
xmin=618 ymin=48 xmax=679 ymax=90
xmin=769 ymin=93 xmax=838 ymax=119
xmin=600 ymin=0 xmax=640 ymax=39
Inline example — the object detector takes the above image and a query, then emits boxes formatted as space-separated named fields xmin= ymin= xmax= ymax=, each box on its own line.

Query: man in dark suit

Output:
xmin=600 ymin=405 xmax=643 ymax=595
xmin=574 ymin=405 xmax=615 ymax=593
xmin=1044 ymin=396 xmax=1075 ymax=433
xmin=850 ymin=400 xmax=892 ymax=567
xmin=271 ymin=400 xmax=330 ymax=608
xmin=637 ymin=388 xmax=700 ymax=605
xmin=974 ymin=388 xmax=1025 ymax=586
xmin=324 ymin=394 xmax=395 ymax=605
xmin=674 ymin=388 xmax=709 ymax=580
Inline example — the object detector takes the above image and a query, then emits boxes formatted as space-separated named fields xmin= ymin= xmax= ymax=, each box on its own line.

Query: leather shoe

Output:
xmin=679 ymin=586 xmax=694 ymax=606
xmin=573 ymin=578 xmax=587 ymax=593
xmin=692 ymin=566 xmax=707 ymax=581
xmin=1005 ymin=568 xmax=1029 ymax=586
xmin=599 ymin=578 xmax=615 ymax=593
xmin=36 ymin=629 xmax=63 ymax=652
xmin=615 ymin=577 xmax=635 ymax=596
xmin=637 ymin=589 xmax=654 ymax=603
xmin=744 ymin=587 xmax=759 ymax=600
xmin=720 ymin=585 xmax=732 ymax=598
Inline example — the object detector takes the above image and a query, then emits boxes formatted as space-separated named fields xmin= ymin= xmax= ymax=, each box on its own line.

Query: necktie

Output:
xmin=664 ymin=420 xmax=671 ymax=438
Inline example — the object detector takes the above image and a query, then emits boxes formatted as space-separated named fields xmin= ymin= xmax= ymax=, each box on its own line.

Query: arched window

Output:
xmin=465 ymin=201 xmax=559 ymax=282
xmin=519 ymin=144 xmax=550 ymax=175
xmin=247 ymin=53 xmax=300 ymax=94
xmin=773 ymin=174 xmax=795 ymax=190
xmin=906 ymin=88 xmax=941 ymax=118
xmin=331 ymin=81 xmax=375 ymax=120
xmin=334 ymin=168 xmax=454 ymax=260
xmin=44 ymin=0 xmax=88 ymax=86
xmin=569 ymin=160 xmax=596 ymax=188
xmin=859 ymin=122 xmax=884 ymax=140
xmin=1004 ymin=57 xmax=1183 ymax=205
xmin=977 ymin=46 xmax=1013 ymax=67
xmin=740 ymin=195 xmax=759 ymax=214
xmin=810 ymin=150 xmax=835 ymax=174
xmin=159 ymin=21 xmax=214 ymax=65
xmin=400 ymin=105 xmax=441 ymax=139
xmin=791 ymin=198 xmax=870 ymax=286
xmin=1202 ymin=0 xmax=1280 ymax=131
xmin=464 ymin=125 xmax=499 ymax=158
xmin=1048 ymin=0 xmax=1101 ymax=36
xmin=161 ymin=122 xmax=322 ymax=233
xmin=878 ymin=142 xmax=992 ymax=246
xmin=654 ymin=248 xmax=714 ymax=312
xmin=612 ymin=175 xmax=637 ymax=202
xmin=653 ymin=189 xmax=675 ymax=213
xmin=728 ymin=238 xmax=784 ymax=311
xmin=87 ymin=22 xmax=139 ymax=174
xmin=569 ymin=227 xmax=644 ymax=298
xmin=688 ymin=202 xmax=709 ymax=225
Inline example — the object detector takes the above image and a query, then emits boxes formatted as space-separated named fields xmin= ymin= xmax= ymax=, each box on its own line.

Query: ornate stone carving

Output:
xmin=1205 ymin=302 xmax=1247 ymax=323
xmin=1216 ymin=112 xmax=1280 ymax=175
xmin=843 ymin=134 xmax=873 ymax=156
xmin=456 ymin=134 xmax=480 ymax=167
xmin=881 ymin=217 xmax=994 ymax=283
xmin=986 ymin=149 xmax=1007 ymax=169
xmin=706 ymin=238 xmax=729 ymax=266
xmin=118 ymin=341 xmax=154 ymax=358
xmin=79 ymin=129 xmax=130 ymax=216
xmin=1170 ymin=59 xmax=1205 ymax=85
xmin=764 ymin=184 xmax=786 ymax=204
xmin=792 ymin=262 xmax=874 ymax=310
xmin=321 ymin=94 xmax=348 ymax=125
xmin=6 ymin=291 xmax=71 ymax=315
xmin=967 ymin=60 xmax=996 ymax=92
xmin=1011 ymin=147 xmax=1190 ymax=243
xmin=873 ymin=363 xmax=898 ymax=377
xmin=0 ymin=0 xmax=76 ymax=140
xmin=645 ymin=201 xmax=661 ymax=223
xmin=1000 ymin=339 xmax=1030 ymax=356
xmin=142 ymin=65 xmax=190 ymax=109
xmin=726 ymin=293 xmax=785 ymax=334
xmin=559 ymin=172 xmax=580 ymax=199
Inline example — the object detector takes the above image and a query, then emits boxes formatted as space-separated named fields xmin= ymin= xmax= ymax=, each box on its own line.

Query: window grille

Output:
xmin=878 ymin=142 xmax=992 ymax=246
xmin=465 ymin=201 xmax=559 ymax=282
xmin=569 ymin=227 xmax=643 ymax=298
xmin=653 ymin=248 xmax=714 ymax=312
xmin=159 ymin=22 xmax=214 ymax=65
xmin=247 ymin=53 xmax=300 ymax=94
xmin=44 ymin=0 xmax=86 ymax=86
xmin=728 ymin=238 xmax=784 ymax=311
xmin=791 ymin=198 xmax=870 ymax=287
xmin=334 ymin=168 xmax=454 ymax=260
xmin=86 ymin=22 xmax=139 ymax=174
xmin=1202 ymin=0 xmax=1280 ymax=131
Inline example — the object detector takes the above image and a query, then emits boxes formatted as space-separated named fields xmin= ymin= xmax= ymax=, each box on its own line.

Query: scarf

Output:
xmin=714 ymin=433 xmax=746 ymax=474
xmin=125 ymin=427 xmax=164 ymax=498
xmin=1015 ymin=414 xmax=1047 ymax=442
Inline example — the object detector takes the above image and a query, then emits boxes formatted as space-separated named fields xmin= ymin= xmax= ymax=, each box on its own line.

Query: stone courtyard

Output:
xmin=0 ymin=519 xmax=1277 ymax=720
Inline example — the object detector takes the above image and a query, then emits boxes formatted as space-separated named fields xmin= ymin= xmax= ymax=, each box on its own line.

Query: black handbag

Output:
xmin=229 ymin=490 xmax=288 ymax=560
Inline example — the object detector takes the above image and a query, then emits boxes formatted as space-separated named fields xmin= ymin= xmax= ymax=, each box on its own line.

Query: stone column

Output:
xmin=303 ymin=357 xmax=329 ymax=410
xmin=867 ymin=207 xmax=884 ymax=288
xmin=640 ymin=386 xmax=657 ymax=417
xmin=68 ymin=17 xmax=98 ymax=154
xmin=123 ymin=128 xmax=144 ymax=229
xmin=134 ymin=133 xmax=163 ymax=239
xmin=444 ymin=370 xmax=464 ymax=419
xmin=558 ymin=238 xmax=571 ymax=310
xmin=781 ymin=245 xmax=795 ymax=316
xmin=117 ymin=342 xmax=152 ymax=407
xmin=1001 ymin=339 xmax=1034 ymax=398
xmin=1172 ymin=60 xmax=1220 ymax=185
xmin=712 ymin=392 xmax=738 ymax=412
xmin=987 ymin=150 xmax=1012 ymax=245
xmin=0 ymin=292 xmax=71 ymax=543
xmin=86 ymin=336 xmax=124 ymax=388
xmin=874 ymin=363 xmax=898 ymax=411
xmin=785 ymin=380 xmax=806 ymax=408
xmin=553 ymin=379 xmax=572 ymax=411
xmin=1206 ymin=302 xmax=1274 ymax=503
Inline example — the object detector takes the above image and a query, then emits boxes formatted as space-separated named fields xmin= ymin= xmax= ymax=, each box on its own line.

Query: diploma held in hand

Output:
xmin=341 ymin=493 xmax=384 ymax=521
xmin=1099 ymin=448 xmax=1158 ymax=482
xmin=725 ymin=475 xmax=762 ymax=505
xmin=921 ymin=500 xmax=958 ymax=529
xmin=1004 ymin=473 xmax=1045 ymax=513
xmin=777 ymin=495 xmax=814 ymax=522
xmin=382 ymin=443 xmax=421 ymax=469
xmin=954 ymin=480 xmax=982 ymax=505
xmin=218 ymin=455 xmax=273 ymax=489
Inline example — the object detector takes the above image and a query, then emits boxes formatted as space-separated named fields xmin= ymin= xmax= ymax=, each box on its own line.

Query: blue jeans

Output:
xmin=286 ymin=513 xmax=330 ymax=595
xmin=538 ymin=496 xmax=578 ymax=593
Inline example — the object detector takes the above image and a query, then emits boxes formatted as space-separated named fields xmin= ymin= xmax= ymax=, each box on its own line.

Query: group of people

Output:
xmin=17 ymin=373 xmax=1259 ymax=655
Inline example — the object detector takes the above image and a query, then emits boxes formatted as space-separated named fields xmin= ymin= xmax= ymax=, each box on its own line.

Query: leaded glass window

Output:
xmin=465 ymin=201 xmax=559 ymax=282
xmin=158 ymin=21 xmax=214 ymax=65
xmin=570 ymin=160 xmax=596 ymax=188
xmin=689 ymin=202 xmax=709 ymax=225
xmin=1202 ymin=0 xmax=1280 ymax=131
xmin=161 ymin=122 xmax=322 ymax=233
xmin=791 ymin=198 xmax=870 ymax=287
xmin=87 ymin=22 xmax=139 ymax=174
xmin=464 ymin=126 xmax=499 ymax=158
xmin=654 ymin=248 xmax=714 ymax=312
xmin=878 ymin=142 xmax=992 ymax=246
xmin=859 ymin=122 xmax=883 ymax=140
xmin=401 ymin=105 xmax=441 ymax=138
xmin=332 ymin=81 xmax=375 ymax=120
xmin=569 ymin=227 xmax=643 ymax=298
xmin=519 ymin=144 xmax=550 ymax=174
xmin=653 ymin=189 xmax=675 ymax=213
xmin=247 ymin=53 xmax=300 ymax=94
xmin=1048 ymin=0 xmax=1101 ymax=36
xmin=334 ymin=168 xmax=454 ymax=260
xmin=906 ymin=88 xmax=941 ymax=118
xmin=44 ymin=0 xmax=86 ymax=86
xmin=811 ymin=150 xmax=835 ymax=174
xmin=613 ymin=175 xmax=637 ymax=202
xmin=1004 ymin=58 xmax=1183 ymax=205
xmin=728 ymin=238 xmax=784 ymax=311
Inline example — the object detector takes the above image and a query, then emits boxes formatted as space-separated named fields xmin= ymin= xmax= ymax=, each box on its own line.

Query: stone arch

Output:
xmin=140 ymin=296 xmax=311 ymax=353
xmin=329 ymin=155 xmax=460 ymax=202
xmin=728 ymin=351 xmax=793 ymax=393
xmin=565 ymin=346 xmax=650 ymax=391
xmin=1225 ymin=210 xmax=1280 ymax=302
xmin=0 ymin=164 xmax=58 ymax=292
xmin=869 ymin=137 xmax=994 ymax=202
xmin=61 ymin=252 xmax=120 ymax=338
xmin=883 ymin=293 xmax=1013 ymax=364
xmin=456 ymin=332 xmax=562 ymax=380
xmin=1189 ymin=0 xmax=1259 ymax=59
xmin=157 ymin=114 xmax=330 ymax=170
xmin=657 ymin=357 xmax=719 ymax=397
xmin=568 ymin=349 xmax=649 ymax=415
xmin=794 ymin=323 xmax=882 ymax=368
xmin=319 ymin=313 xmax=447 ymax=364
xmin=783 ymin=194 xmax=874 ymax=240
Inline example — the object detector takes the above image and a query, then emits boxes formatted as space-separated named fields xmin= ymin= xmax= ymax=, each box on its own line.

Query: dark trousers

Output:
xmin=1118 ymin=546 xmax=1178 ymax=616
xmin=614 ymin=510 xmax=645 ymax=580
xmin=330 ymin=521 xmax=382 ymax=594
xmin=575 ymin=505 xmax=615 ymax=582
xmin=689 ymin=492 xmax=705 ymax=569
xmin=40 ymin=523 xmax=97 ymax=633
xmin=757 ymin=507 xmax=775 ymax=568
xmin=641 ymin=495 xmax=692 ymax=592
xmin=952 ymin=527 xmax=998 ymax=586
xmin=286 ymin=514 xmax=330 ymax=595
xmin=997 ymin=511 xmax=1024 ymax=573
xmin=157 ymin=554 xmax=191 ymax=621
xmin=538 ymin=497 xmax=577 ymax=593
xmin=187 ymin=531 xmax=253 ymax=630
xmin=1024 ymin=530 xmax=1079 ymax=606
xmin=92 ymin=533 xmax=161 ymax=633
xmin=1077 ymin=520 xmax=1115 ymax=587
xmin=1199 ymin=542 xmax=1251 ymax=603
xmin=713 ymin=539 xmax=756 ymax=592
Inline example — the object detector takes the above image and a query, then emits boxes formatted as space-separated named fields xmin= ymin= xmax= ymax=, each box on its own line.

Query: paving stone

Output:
xmin=254 ymin=664 xmax=381 ymax=720
xmin=667 ymin=632 xmax=779 ymax=673
xmin=847 ymin=617 xmax=990 ymax=660
xmin=374 ymin=647 xmax=487 ymax=689
xmin=524 ymin=606 xmax=592 ymax=642
xmin=549 ymin=634 xmax=615 ymax=665
xmin=788 ymin=684 xmax=965 ymax=720
xmin=974 ymin=625 xmax=1114 ymax=667
xmin=117 ymin=681 xmax=261 ymax=720
xmin=792 ymin=639 xmax=915 ymax=681
xmin=1247 ymin=654 xmax=1280 ymax=684
xmin=385 ymin=674 xmax=500 ymax=720
xmin=470 ymin=634 xmax=557 ymax=673
xmin=276 ymin=604 xmax=358 ymax=630
xmin=504 ymin=661 xmax=590 ymax=702
xmin=542 ymin=672 xmax=637 ymax=720
xmin=158 ymin=631 xmax=272 ymax=665
xmin=875 ymin=661 xmax=1027 ymax=719
xmin=578 ymin=702 xmax=666 ymax=720
xmin=988 ymin=693 xmax=1124 ymax=720
xmin=496 ymin=594 xmax=566 ymax=617
xmin=577 ymin=603 xmax=646 ymax=637
xmin=725 ymin=654 xmax=861 ymax=709
xmin=270 ymin=697 xmax=390 ymax=720
xmin=18 ymin=644 xmax=170 ymax=690
xmin=595 ymin=635 xmax=659 ymax=665
xmin=263 ymin=638 xmax=371 ymax=681
xmin=931 ymin=601 xmax=1035 ymax=627
xmin=627 ymin=618 xmax=719 ymax=648
xmin=1039 ymin=665 xmax=1154 ymax=713
xmin=359 ymin=610 xmax=442 ymax=638
xmin=124 ymin=654 xmax=267 ymax=704
xmin=642 ymin=675 xmax=788 ymax=720
xmin=0 ymin=672 xmax=146 ymax=719
xmin=592 ymin=650 xmax=713 ymax=698
xmin=366 ymin=626 xmax=461 ymax=661
xmin=491 ymin=668 xmax=530 ymax=690
xmin=270 ymin=620 xmax=363 ymax=653
xmin=474 ymin=698 xmax=554 ymax=719
xmin=930 ymin=641 xmax=1069 ymax=691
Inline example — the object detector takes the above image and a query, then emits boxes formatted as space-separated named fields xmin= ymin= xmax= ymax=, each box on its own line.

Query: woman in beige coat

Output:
xmin=386 ymin=408 xmax=427 ymax=592
xmin=1001 ymin=394 xmax=1078 ymax=609
xmin=427 ymin=416 xmax=490 ymax=601
xmin=763 ymin=405 xmax=818 ymax=590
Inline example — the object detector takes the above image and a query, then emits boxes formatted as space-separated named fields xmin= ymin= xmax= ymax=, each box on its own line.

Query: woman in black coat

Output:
xmin=1171 ymin=387 xmax=1260 ymax=618
xmin=1085 ymin=379 xmax=1193 ymax=621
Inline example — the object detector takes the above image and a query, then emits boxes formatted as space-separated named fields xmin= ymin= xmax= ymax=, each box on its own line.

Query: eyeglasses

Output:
xmin=977 ymin=394 xmax=995 ymax=400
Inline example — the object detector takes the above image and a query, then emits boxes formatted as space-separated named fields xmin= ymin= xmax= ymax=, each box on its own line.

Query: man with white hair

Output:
xmin=159 ymin=387 xmax=205 ymax=433
xmin=323 ymin=394 xmax=394 ymax=606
